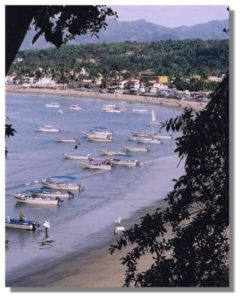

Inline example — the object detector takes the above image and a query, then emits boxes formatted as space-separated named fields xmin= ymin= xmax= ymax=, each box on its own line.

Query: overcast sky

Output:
xmin=111 ymin=5 xmax=228 ymax=27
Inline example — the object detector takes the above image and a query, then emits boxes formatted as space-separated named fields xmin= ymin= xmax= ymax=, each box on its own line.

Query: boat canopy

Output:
xmin=47 ymin=175 xmax=76 ymax=182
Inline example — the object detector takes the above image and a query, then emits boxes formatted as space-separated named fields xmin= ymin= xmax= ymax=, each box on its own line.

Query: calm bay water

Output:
xmin=5 ymin=92 xmax=184 ymax=284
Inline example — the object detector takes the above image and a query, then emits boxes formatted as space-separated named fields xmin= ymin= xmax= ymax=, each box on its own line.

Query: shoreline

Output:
xmin=7 ymin=155 xmax=185 ymax=289
xmin=8 ymin=200 xmax=166 ymax=289
xmin=5 ymin=86 xmax=206 ymax=112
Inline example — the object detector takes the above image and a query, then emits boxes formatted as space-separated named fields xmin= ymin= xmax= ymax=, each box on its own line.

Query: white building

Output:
xmin=35 ymin=77 xmax=57 ymax=88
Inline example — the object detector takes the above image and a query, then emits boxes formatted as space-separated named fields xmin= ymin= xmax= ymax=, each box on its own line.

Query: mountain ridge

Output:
xmin=20 ymin=18 xmax=229 ymax=50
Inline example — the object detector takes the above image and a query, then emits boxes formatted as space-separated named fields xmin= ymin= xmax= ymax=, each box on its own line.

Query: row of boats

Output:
xmin=13 ymin=176 xmax=83 ymax=206
xmin=6 ymin=176 xmax=83 ymax=230
xmin=7 ymin=103 xmax=171 ymax=231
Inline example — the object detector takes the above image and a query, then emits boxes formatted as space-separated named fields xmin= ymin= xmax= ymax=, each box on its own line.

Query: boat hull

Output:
xmin=101 ymin=150 xmax=127 ymax=156
xmin=86 ymin=136 xmax=112 ymax=142
xmin=81 ymin=162 xmax=111 ymax=170
xmin=64 ymin=153 xmax=91 ymax=160
xmin=31 ymin=189 xmax=72 ymax=199
xmin=5 ymin=218 xmax=38 ymax=231
xmin=56 ymin=137 xmax=77 ymax=143
xmin=109 ymin=159 xmax=138 ymax=167
xmin=123 ymin=146 xmax=148 ymax=152
xmin=14 ymin=193 xmax=61 ymax=205
xmin=36 ymin=126 xmax=60 ymax=133
xmin=41 ymin=181 xmax=81 ymax=191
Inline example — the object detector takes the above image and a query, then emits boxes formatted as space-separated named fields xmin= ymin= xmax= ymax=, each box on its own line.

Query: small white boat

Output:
xmin=101 ymin=150 xmax=128 ymax=156
xmin=151 ymin=134 xmax=172 ymax=140
xmin=69 ymin=105 xmax=82 ymax=111
xmin=41 ymin=179 xmax=82 ymax=191
xmin=45 ymin=103 xmax=60 ymax=108
xmin=131 ymin=131 xmax=153 ymax=138
xmin=108 ymin=158 xmax=138 ymax=167
xmin=80 ymin=160 xmax=112 ymax=170
xmin=102 ymin=104 xmax=121 ymax=113
xmin=56 ymin=137 xmax=77 ymax=143
xmin=85 ymin=133 xmax=112 ymax=142
xmin=123 ymin=145 xmax=149 ymax=153
xmin=63 ymin=153 xmax=92 ymax=160
xmin=129 ymin=136 xmax=160 ymax=144
xmin=14 ymin=193 xmax=63 ymax=205
xmin=136 ymin=137 xmax=161 ymax=144
xmin=150 ymin=110 xmax=161 ymax=126
xmin=113 ymin=217 xmax=125 ymax=235
xmin=5 ymin=217 xmax=39 ymax=231
xmin=30 ymin=188 xmax=73 ymax=200
xmin=131 ymin=131 xmax=170 ymax=141
xmin=132 ymin=109 xmax=149 ymax=113
xmin=35 ymin=125 xmax=60 ymax=133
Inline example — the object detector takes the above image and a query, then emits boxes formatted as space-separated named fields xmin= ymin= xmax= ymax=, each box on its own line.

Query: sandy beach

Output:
xmin=10 ymin=203 xmax=169 ymax=289
xmin=5 ymin=86 xmax=206 ymax=112
xmin=8 ymin=153 xmax=184 ymax=289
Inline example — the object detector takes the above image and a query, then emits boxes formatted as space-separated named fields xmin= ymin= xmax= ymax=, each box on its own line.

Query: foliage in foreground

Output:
xmin=109 ymin=74 xmax=229 ymax=287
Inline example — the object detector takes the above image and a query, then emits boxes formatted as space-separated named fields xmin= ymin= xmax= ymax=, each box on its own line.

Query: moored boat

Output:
xmin=80 ymin=160 xmax=112 ymax=170
xmin=132 ymin=109 xmax=149 ymax=113
xmin=136 ymin=137 xmax=161 ymax=144
xmin=63 ymin=153 xmax=92 ymax=160
xmin=151 ymin=134 xmax=172 ymax=140
xmin=101 ymin=149 xmax=128 ymax=156
xmin=5 ymin=217 xmax=39 ymax=231
xmin=35 ymin=125 xmax=60 ymax=133
xmin=131 ymin=131 xmax=171 ymax=140
xmin=45 ymin=103 xmax=60 ymax=108
xmin=89 ymin=127 xmax=113 ymax=136
xmin=85 ymin=133 xmax=112 ymax=142
xmin=30 ymin=188 xmax=74 ymax=199
xmin=128 ymin=136 xmax=160 ymax=144
xmin=56 ymin=137 xmax=77 ymax=143
xmin=108 ymin=157 xmax=138 ymax=167
xmin=123 ymin=145 xmax=149 ymax=153
xmin=14 ymin=193 xmax=63 ymax=205
xmin=69 ymin=104 xmax=82 ymax=111
xmin=101 ymin=104 xmax=121 ymax=113
xmin=41 ymin=177 xmax=82 ymax=191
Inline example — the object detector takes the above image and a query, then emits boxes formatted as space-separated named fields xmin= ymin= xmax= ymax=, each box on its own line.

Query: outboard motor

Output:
xmin=32 ymin=221 xmax=40 ymax=231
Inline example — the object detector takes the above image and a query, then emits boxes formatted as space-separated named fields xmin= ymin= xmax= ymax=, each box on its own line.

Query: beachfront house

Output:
xmin=35 ymin=77 xmax=57 ymax=88
xmin=5 ymin=76 xmax=15 ymax=85
xmin=207 ymin=76 xmax=223 ymax=83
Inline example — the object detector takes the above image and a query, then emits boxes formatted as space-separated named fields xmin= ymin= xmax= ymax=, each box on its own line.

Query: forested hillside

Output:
xmin=11 ymin=39 xmax=229 ymax=79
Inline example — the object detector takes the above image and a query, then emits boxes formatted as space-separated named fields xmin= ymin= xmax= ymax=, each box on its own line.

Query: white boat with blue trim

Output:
xmin=5 ymin=217 xmax=40 ymax=231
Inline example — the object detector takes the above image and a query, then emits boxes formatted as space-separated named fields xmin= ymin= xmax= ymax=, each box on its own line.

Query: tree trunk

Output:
xmin=5 ymin=6 xmax=38 ymax=75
